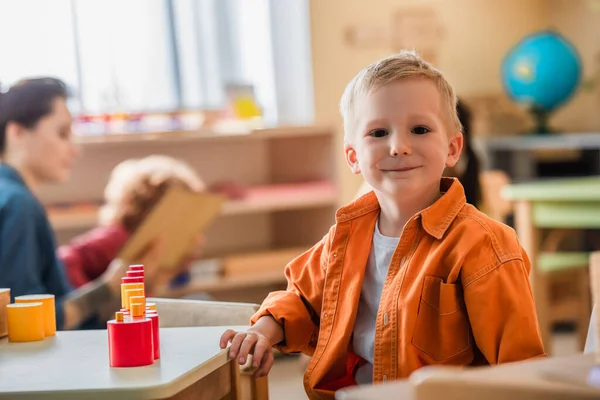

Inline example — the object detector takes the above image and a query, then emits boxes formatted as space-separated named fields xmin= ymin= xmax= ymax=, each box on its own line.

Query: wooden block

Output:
xmin=0 ymin=289 xmax=10 ymax=338
xmin=222 ymin=247 xmax=306 ymax=277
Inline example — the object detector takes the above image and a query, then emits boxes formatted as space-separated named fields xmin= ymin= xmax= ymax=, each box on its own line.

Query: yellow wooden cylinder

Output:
xmin=124 ymin=288 xmax=144 ymax=310
xmin=129 ymin=296 xmax=146 ymax=310
xmin=120 ymin=283 xmax=144 ymax=309
xmin=130 ymin=302 xmax=145 ymax=318
xmin=7 ymin=303 xmax=45 ymax=342
xmin=146 ymin=302 xmax=156 ymax=311
xmin=15 ymin=294 xmax=56 ymax=336
xmin=0 ymin=288 xmax=10 ymax=338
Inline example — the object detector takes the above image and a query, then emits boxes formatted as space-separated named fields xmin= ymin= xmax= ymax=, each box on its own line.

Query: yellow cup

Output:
xmin=15 ymin=294 xmax=56 ymax=336
xmin=7 ymin=303 xmax=45 ymax=342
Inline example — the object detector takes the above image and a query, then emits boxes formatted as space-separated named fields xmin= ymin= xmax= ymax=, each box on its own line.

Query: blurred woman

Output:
xmin=0 ymin=77 xmax=164 ymax=330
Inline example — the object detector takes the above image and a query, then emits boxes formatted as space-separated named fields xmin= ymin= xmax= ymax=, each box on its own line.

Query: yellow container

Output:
xmin=120 ymin=283 xmax=144 ymax=309
xmin=7 ymin=303 xmax=45 ymax=342
xmin=15 ymin=294 xmax=56 ymax=336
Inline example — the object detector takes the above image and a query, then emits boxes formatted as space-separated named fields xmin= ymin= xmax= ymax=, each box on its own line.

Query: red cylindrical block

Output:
xmin=146 ymin=311 xmax=160 ymax=360
xmin=129 ymin=265 xmax=145 ymax=272
xmin=126 ymin=270 xmax=144 ymax=279
xmin=121 ymin=276 xmax=144 ymax=284
xmin=107 ymin=318 xmax=153 ymax=367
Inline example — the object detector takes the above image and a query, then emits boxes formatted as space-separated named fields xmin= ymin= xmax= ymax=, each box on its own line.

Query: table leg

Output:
xmin=514 ymin=201 xmax=552 ymax=353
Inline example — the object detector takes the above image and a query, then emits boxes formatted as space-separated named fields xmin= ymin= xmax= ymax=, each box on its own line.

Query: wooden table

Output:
xmin=336 ymin=354 xmax=600 ymax=399
xmin=501 ymin=176 xmax=600 ymax=350
xmin=0 ymin=326 xmax=248 ymax=400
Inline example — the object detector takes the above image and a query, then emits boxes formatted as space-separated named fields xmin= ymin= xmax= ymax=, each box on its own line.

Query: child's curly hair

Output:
xmin=99 ymin=155 xmax=205 ymax=232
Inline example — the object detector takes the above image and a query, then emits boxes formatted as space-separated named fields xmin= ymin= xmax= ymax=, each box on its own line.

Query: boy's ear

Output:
xmin=344 ymin=142 xmax=361 ymax=174
xmin=445 ymin=132 xmax=464 ymax=168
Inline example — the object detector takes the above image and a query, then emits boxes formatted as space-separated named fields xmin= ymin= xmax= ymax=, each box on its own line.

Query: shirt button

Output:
xmin=333 ymin=253 xmax=337 ymax=257
xmin=384 ymin=312 xmax=389 ymax=325
xmin=383 ymin=375 xmax=388 ymax=382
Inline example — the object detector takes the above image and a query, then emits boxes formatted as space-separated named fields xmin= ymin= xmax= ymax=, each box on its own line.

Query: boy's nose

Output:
xmin=390 ymin=133 xmax=411 ymax=156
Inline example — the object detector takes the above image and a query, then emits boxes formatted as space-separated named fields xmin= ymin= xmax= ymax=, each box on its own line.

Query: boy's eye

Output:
xmin=411 ymin=126 xmax=430 ymax=135
xmin=369 ymin=129 xmax=388 ymax=138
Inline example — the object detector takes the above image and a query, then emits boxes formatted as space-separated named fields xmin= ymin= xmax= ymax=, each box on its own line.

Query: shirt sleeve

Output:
xmin=250 ymin=228 xmax=333 ymax=354
xmin=56 ymin=225 xmax=128 ymax=288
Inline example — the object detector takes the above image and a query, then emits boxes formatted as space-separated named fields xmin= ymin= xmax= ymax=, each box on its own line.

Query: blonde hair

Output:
xmin=99 ymin=155 xmax=205 ymax=231
xmin=339 ymin=50 xmax=461 ymax=141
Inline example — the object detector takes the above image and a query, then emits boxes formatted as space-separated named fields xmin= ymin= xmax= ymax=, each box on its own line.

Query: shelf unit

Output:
xmin=40 ymin=125 xmax=339 ymax=303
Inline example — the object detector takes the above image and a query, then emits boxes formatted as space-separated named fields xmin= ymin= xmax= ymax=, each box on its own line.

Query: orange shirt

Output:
xmin=251 ymin=178 xmax=545 ymax=400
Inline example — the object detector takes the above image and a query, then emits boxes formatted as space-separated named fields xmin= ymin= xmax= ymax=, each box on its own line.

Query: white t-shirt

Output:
xmin=352 ymin=220 xmax=400 ymax=385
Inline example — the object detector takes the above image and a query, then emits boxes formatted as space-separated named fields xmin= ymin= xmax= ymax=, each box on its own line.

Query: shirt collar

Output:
xmin=336 ymin=177 xmax=467 ymax=239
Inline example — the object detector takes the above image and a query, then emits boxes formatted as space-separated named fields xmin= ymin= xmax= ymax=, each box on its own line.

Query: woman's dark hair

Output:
xmin=0 ymin=77 xmax=68 ymax=155
xmin=456 ymin=99 xmax=482 ymax=207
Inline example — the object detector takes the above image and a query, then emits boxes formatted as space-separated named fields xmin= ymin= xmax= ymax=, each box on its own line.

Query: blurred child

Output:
xmin=58 ymin=155 xmax=205 ymax=295
xmin=220 ymin=51 xmax=545 ymax=399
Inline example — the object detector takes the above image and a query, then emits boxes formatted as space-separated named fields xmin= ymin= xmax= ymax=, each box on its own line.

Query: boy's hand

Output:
xmin=220 ymin=328 xmax=275 ymax=378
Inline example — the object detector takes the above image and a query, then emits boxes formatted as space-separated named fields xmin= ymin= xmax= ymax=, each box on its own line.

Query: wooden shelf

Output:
xmin=47 ymin=205 xmax=101 ymax=230
xmin=163 ymin=270 xmax=287 ymax=298
xmin=222 ymin=181 xmax=336 ymax=216
xmin=73 ymin=125 xmax=335 ymax=148
xmin=48 ymin=180 xmax=337 ymax=230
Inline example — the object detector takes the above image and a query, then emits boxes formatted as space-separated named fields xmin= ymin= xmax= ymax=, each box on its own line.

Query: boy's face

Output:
xmin=345 ymin=78 xmax=463 ymax=200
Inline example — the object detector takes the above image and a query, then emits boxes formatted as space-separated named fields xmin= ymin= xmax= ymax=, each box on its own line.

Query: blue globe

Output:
xmin=502 ymin=31 xmax=582 ymax=133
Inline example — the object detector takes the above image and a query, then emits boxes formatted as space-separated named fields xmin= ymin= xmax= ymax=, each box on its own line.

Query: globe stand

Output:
xmin=529 ymin=106 xmax=554 ymax=135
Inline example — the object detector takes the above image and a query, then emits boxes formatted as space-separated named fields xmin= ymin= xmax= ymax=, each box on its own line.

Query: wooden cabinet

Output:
xmin=41 ymin=125 xmax=338 ymax=303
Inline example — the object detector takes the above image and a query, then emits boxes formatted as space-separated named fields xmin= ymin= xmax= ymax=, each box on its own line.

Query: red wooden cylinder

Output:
xmin=126 ymin=270 xmax=144 ymax=279
xmin=129 ymin=265 xmax=145 ymax=272
xmin=121 ymin=276 xmax=143 ymax=284
xmin=146 ymin=311 xmax=160 ymax=360
xmin=107 ymin=317 xmax=153 ymax=367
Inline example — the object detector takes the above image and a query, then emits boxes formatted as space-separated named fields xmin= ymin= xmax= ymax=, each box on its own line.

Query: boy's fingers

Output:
xmin=237 ymin=335 xmax=259 ymax=365
xmin=254 ymin=350 xmax=274 ymax=379
xmin=219 ymin=330 xmax=237 ymax=348
xmin=251 ymin=338 xmax=270 ymax=368
xmin=228 ymin=333 xmax=247 ymax=359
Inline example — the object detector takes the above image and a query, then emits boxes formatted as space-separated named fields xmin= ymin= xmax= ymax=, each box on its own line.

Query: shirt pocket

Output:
xmin=411 ymin=275 xmax=472 ymax=361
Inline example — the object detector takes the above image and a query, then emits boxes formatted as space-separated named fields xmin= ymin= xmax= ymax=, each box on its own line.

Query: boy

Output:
xmin=220 ymin=51 xmax=545 ymax=399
